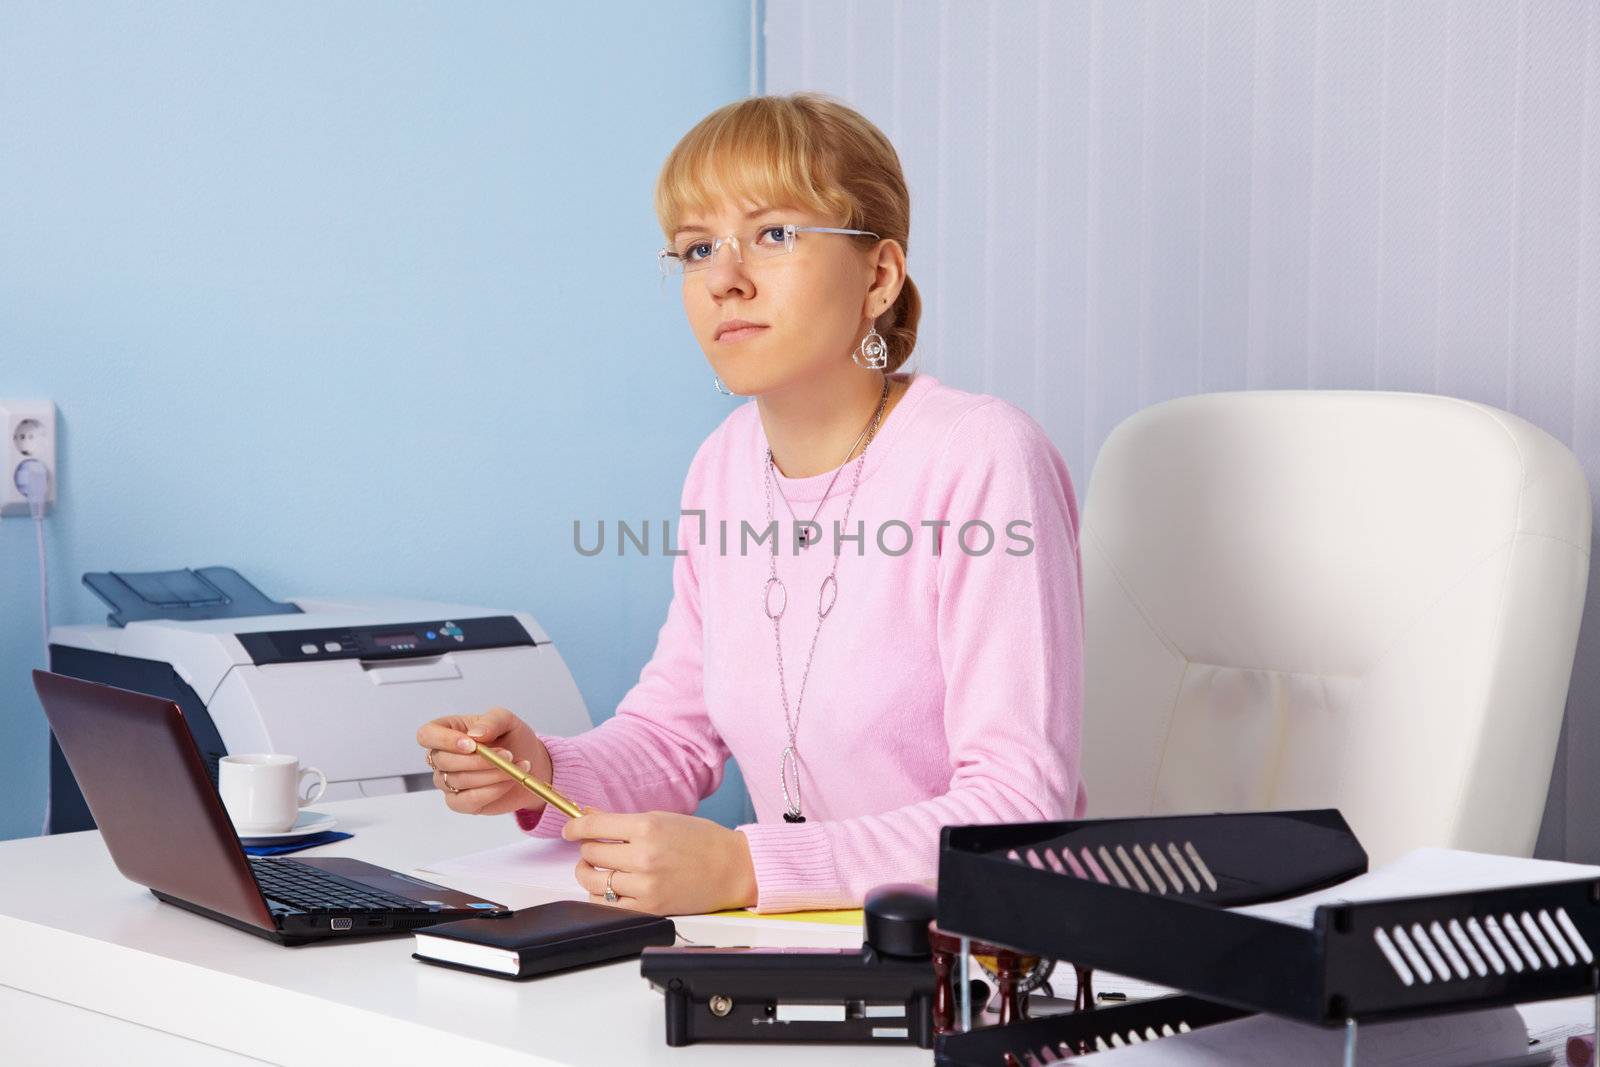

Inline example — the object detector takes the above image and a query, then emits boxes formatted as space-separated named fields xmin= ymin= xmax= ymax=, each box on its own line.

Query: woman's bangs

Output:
xmin=657 ymin=118 xmax=843 ymax=239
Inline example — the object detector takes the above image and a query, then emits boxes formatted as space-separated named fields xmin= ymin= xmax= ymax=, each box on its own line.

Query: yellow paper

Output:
xmin=703 ymin=907 xmax=865 ymax=926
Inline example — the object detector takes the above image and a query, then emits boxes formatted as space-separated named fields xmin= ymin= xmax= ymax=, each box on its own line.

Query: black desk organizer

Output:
xmin=932 ymin=809 xmax=1600 ymax=1064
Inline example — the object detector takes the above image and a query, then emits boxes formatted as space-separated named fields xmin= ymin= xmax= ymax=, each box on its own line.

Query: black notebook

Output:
xmin=412 ymin=900 xmax=677 ymax=979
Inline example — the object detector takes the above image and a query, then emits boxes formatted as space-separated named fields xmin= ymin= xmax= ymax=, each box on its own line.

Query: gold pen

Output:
xmin=473 ymin=741 xmax=585 ymax=819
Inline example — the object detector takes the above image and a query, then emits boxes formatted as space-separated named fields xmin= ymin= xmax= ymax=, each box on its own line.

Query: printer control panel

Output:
xmin=236 ymin=616 xmax=537 ymax=666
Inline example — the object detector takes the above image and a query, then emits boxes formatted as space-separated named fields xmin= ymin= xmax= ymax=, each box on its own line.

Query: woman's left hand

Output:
xmin=563 ymin=809 xmax=758 ymax=915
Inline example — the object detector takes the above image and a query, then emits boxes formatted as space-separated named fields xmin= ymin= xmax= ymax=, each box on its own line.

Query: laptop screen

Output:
xmin=32 ymin=670 xmax=277 ymax=933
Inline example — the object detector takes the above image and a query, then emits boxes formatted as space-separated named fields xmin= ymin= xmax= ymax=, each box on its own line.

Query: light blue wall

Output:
xmin=0 ymin=2 xmax=756 ymax=841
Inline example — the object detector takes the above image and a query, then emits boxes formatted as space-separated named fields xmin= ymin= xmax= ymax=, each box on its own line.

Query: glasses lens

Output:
xmin=658 ymin=241 xmax=708 ymax=276
xmin=680 ymin=236 xmax=720 ymax=273
xmin=749 ymin=224 xmax=793 ymax=261
xmin=663 ymin=226 xmax=795 ymax=274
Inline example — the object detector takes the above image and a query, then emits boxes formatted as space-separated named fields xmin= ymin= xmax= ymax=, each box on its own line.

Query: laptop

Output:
xmin=33 ymin=670 xmax=510 ymax=946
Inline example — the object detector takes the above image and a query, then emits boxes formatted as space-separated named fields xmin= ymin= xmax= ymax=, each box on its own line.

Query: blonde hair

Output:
xmin=654 ymin=92 xmax=922 ymax=374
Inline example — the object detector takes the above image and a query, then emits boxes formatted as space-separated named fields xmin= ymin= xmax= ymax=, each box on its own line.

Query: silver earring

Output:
xmin=852 ymin=327 xmax=889 ymax=371
xmin=713 ymin=374 xmax=734 ymax=396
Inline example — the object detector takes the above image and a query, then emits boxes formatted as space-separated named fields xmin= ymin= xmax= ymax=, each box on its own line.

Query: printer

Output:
xmin=46 ymin=567 xmax=592 ymax=834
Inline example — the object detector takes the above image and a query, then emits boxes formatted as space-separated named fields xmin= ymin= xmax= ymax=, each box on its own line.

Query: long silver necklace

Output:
xmin=763 ymin=377 xmax=891 ymax=822
xmin=771 ymin=417 xmax=875 ymax=549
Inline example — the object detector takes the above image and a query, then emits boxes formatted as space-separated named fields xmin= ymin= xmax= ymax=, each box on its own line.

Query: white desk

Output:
xmin=0 ymin=791 xmax=930 ymax=1066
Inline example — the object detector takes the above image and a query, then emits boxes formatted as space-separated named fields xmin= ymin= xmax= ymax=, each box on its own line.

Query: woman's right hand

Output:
xmin=415 ymin=706 xmax=554 ymax=817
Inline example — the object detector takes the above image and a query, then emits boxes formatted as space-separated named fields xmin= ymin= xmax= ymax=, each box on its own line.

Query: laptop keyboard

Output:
xmin=249 ymin=858 xmax=432 ymax=914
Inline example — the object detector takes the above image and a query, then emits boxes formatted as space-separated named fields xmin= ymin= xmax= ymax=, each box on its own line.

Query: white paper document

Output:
xmin=1232 ymin=848 xmax=1600 ymax=929
xmin=1066 ymin=1004 xmax=1541 ymax=1065
xmin=1068 ymin=848 xmax=1600 ymax=1063
xmin=1518 ymin=996 xmax=1595 ymax=1066
xmin=416 ymin=836 xmax=588 ymax=899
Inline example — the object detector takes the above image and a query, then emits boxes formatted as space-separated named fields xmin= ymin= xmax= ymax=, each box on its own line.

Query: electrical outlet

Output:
xmin=0 ymin=400 xmax=57 ymax=517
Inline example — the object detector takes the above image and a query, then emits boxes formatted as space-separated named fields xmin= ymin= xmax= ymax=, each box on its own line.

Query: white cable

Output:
xmin=18 ymin=459 xmax=52 ymax=835
xmin=38 ymin=517 xmax=51 ymax=837
xmin=18 ymin=460 xmax=50 ymax=654
xmin=33 ymin=514 xmax=49 ymax=655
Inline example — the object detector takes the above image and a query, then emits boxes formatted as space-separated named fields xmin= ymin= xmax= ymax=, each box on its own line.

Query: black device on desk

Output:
xmin=640 ymin=884 xmax=948 ymax=1048
xmin=931 ymin=809 xmax=1600 ymax=1065
xmin=32 ymin=670 xmax=510 ymax=947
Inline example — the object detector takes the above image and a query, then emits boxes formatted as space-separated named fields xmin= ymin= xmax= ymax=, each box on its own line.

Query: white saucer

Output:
xmin=237 ymin=810 xmax=338 ymax=844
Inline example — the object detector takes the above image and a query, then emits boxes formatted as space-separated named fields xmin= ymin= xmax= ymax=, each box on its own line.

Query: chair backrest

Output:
xmin=1080 ymin=391 xmax=1591 ymax=866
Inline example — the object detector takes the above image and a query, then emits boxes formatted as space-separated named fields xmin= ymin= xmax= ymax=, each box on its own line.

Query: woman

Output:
xmin=416 ymin=92 xmax=1086 ymax=916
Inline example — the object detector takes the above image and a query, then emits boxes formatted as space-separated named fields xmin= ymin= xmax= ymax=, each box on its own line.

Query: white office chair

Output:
xmin=1079 ymin=391 xmax=1592 ymax=866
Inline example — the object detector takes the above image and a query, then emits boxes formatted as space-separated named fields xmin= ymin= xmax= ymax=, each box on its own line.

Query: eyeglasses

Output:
xmin=658 ymin=222 xmax=880 ymax=276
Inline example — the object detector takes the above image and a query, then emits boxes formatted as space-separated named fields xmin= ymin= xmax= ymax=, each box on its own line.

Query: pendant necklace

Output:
xmin=763 ymin=377 xmax=891 ymax=823
xmin=771 ymin=416 xmax=874 ymax=549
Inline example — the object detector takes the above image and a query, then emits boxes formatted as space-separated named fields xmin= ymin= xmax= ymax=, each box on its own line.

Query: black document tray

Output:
xmin=936 ymin=994 xmax=1250 ymax=1065
xmin=933 ymin=809 xmax=1600 ymax=1062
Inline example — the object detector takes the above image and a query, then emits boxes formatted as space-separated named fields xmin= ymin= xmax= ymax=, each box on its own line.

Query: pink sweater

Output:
xmin=516 ymin=372 xmax=1088 ymax=912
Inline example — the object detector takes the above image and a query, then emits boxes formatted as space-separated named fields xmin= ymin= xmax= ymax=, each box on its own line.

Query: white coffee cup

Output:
xmin=218 ymin=754 xmax=327 ymax=834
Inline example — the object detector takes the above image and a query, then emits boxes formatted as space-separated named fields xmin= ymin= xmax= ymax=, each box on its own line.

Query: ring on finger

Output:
xmin=442 ymin=771 xmax=461 ymax=795
xmin=604 ymin=870 xmax=618 ymax=904
xmin=425 ymin=750 xmax=438 ymax=771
